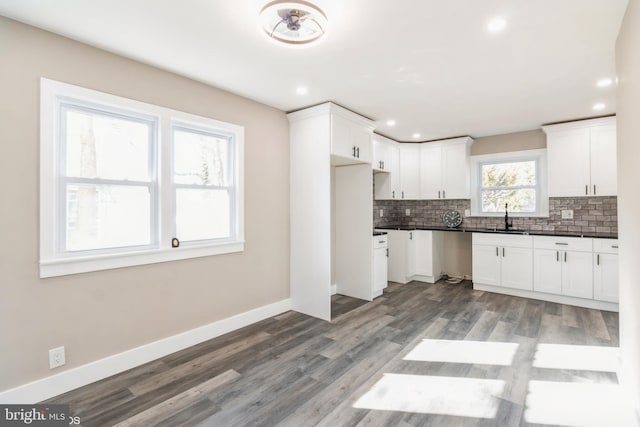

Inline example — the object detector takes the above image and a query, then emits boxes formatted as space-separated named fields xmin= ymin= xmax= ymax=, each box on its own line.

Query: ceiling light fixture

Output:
xmin=593 ymin=103 xmax=606 ymax=111
xmin=386 ymin=120 xmax=396 ymax=127
xmin=596 ymin=78 xmax=613 ymax=88
xmin=259 ymin=1 xmax=328 ymax=47
xmin=296 ymin=86 xmax=308 ymax=95
xmin=487 ymin=17 xmax=507 ymax=33
xmin=412 ymin=133 xmax=421 ymax=139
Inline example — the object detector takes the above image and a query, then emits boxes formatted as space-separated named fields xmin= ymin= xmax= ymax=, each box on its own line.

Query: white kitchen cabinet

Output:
xmin=472 ymin=233 xmax=533 ymax=291
xmin=533 ymin=236 xmax=594 ymax=299
xmin=373 ymin=235 xmax=389 ymax=297
xmin=288 ymin=103 xmax=375 ymax=321
xmin=385 ymin=229 xmax=443 ymax=284
xmin=399 ymin=144 xmax=421 ymax=199
xmin=543 ymin=116 xmax=616 ymax=197
xmin=594 ymin=239 xmax=619 ymax=303
xmin=374 ymin=136 xmax=401 ymax=200
xmin=330 ymin=105 xmax=374 ymax=165
xmin=419 ymin=137 xmax=473 ymax=200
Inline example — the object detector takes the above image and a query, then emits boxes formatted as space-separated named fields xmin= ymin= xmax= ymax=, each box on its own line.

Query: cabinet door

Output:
xmin=407 ymin=231 xmax=417 ymax=278
xmin=594 ymin=253 xmax=618 ymax=302
xmin=330 ymin=113 xmax=356 ymax=160
xmin=501 ymin=247 xmax=533 ymax=290
xmin=372 ymin=137 xmax=389 ymax=171
xmin=373 ymin=247 xmax=388 ymax=294
xmin=472 ymin=244 xmax=501 ymax=286
xmin=561 ymin=250 xmax=593 ymax=299
xmin=419 ymin=143 xmax=442 ymax=199
xmin=414 ymin=230 xmax=433 ymax=277
xmin=399 ymin=144 xmax=421 ymax=199
xmin=533 ymin=249 xmax=562 ymax=295
xmin=387 ymin=230 xmax=409 ymax=284
xmin=442 ymin=142 xmax=470 ymax=199
xmin=374 ymin=144 xmax=400 ymax=200
xmin=353 ymin=125 xmax=372 ymax=164
xmin=547 ymin=128 xmax=591 ymax=197
xmin=590 ymin=125 xmax=617 ymax=196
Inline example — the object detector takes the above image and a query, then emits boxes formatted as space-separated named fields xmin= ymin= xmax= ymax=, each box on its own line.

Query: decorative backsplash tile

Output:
xmin=373 ymin=196 xmax=617 ymax=235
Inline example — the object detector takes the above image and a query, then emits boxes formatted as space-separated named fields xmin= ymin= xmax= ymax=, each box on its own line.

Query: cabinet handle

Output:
xmin=556 ymin=251 xmax=559 ymax=262
xmin=564 ymin=252 xmax=567 ymax=263
xmin=438 ymin=190 xmax=441 ymax=199
xmin=612 ymin=245 xmax=619 ymax=249
xmin=585 ymin=185 xmax=588 ymax=195
xmin=382 ymin=161 xmax=385 ymax=169
xmin=352 ymin=146 xmax=356 ymax=157
xmin=392 ymin=190 xmax=395 ymax=198
xmin=554 ymin=242 xmax=569 ymax=246
xmin=443 ymin=190 xmax=446 ymax=198
xmin=594 ymin=184 xmax=597 ymax=195
xmin=496 ymin=247 xmax=499 ymax=256
xmin=378 ymin=240 xmax=385 ymax=244
xmin=409 ymin=232 xmax=413 ymax=240
xmin=597 ymin=254 xmax=600 ymax=265
xmin=402 ymin=191 xmax=405 ymax=199
xmin=356 ymin=147 xmax=360 ymax=158
xmin=386 ymin=248 xmax=389 ymax=257
xmin=502 ymin=247 xmax=505 ymax=257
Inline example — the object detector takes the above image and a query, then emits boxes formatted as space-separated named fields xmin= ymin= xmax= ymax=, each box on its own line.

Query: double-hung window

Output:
xmin=470 ymin=149 xmax=548 ymax=217
xmin=40 ymin=78 xmax=244 ymax=278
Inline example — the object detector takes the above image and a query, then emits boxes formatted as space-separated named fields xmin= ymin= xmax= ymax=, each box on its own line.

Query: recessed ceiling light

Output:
xmin=412 ymin=133 xmax=421 ymax=139
xmin=386 ymin=120 xmax=396 ymax=127
xmin=296 ymin=86 xmax=308 ymax=95
xmin=596 ymin=78 xmax=613 ymax=88
xmin=487 ymin=17 xmax=507 ymax=33
xmin=593 ymin=103 xmax=606 ymax=111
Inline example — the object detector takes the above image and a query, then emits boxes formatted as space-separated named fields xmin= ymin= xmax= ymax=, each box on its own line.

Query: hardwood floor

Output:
xmin=45 ymin=280 xmax=628 ymax=427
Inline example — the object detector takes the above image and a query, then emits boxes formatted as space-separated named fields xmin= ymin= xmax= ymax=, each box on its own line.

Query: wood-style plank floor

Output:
xmin=44 ymin=280 xmax=628 ymax=427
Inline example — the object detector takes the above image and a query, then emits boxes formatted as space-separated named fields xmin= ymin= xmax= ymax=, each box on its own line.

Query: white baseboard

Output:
xmin=331 ymin=284 xmax=337 ymax=295
xmin=0 ymin=298 xmax=292 ymax=404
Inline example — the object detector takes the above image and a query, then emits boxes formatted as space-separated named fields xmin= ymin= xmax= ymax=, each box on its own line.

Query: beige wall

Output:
xmin=471 ymin=129 xmax=546 ymax=156
xmin=0 ymin=17 xmax=290 ymax=391
xmin=615 ymin=0 xmax=640 ymax=417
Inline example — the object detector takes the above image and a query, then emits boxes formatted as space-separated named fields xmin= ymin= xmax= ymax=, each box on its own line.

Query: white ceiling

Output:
xmin=0 ymin=0 xmax=628 ymax=141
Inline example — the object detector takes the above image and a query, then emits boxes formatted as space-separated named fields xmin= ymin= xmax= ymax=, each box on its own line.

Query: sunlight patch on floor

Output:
xmin=403 ymin=339 xmax=519 ymax=366
xmin=532 ymin=343 xmax=619 ymax=372
xmin=525 ymin=380 xmax=635 ymax=426
xmin=353 ymin=373 xmax=505 ymax=418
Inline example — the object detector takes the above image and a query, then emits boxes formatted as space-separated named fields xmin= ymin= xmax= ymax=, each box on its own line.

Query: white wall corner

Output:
xmin=331 ymin=284 xmax=337 ymax=295
xmin=0 ymin=298 xmax=292 ymax=404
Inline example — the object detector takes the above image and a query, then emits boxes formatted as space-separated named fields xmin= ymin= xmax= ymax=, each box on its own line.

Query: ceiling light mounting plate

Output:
xmin=259 ymin=0 xmax=328 ymax=47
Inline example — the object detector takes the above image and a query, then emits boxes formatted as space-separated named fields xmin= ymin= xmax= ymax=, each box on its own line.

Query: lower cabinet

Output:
xmin=474 ymin=233 xmax=619 ymax=311
xmin=472 ymin=234 xmax=533 ymax=291
xmin=384 ymin=229 xmax=443 ymax=284
xmin=372 ymin=235 xmax=389 ymax=297
xmin=593 ymin=239 xmax=619 ymax=303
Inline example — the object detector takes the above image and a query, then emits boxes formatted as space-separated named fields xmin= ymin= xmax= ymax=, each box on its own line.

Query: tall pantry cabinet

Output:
xmin=288 ymin=103 xmax=375 ymax=321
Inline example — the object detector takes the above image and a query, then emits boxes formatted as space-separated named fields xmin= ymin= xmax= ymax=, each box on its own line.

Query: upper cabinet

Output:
xmin=420 ymin=137 xmax=473 ymax=200
xmin=373 ymin=135 xmax=401 ymax=200
xmin=330 ymin=105 xmax=374 ymax=165
xmin=543 ymin=117 xmax=617 ymax=197
xmin=399 ymin=144 xmax=422 ymax=199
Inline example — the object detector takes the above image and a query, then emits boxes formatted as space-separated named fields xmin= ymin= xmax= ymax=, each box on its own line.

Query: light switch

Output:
xmin=464 ymin=209 xmax=471 ymax=217
xmin=380 ymin=209 xmax=384 ymax=217
xmin=405 ymin=209 xmax=411 ymax=216
xmin=561 ymin=209 xmax=574 ymax=219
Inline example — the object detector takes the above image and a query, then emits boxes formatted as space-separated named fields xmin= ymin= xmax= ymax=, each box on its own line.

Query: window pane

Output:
xmin=64 ymin=107 xmax=151 ymax=181
xmin=481 ymin=189 xmax=536 ymax=213
xmin=66 ymin=184 xmax=151 ymax=251
xmin=174 ymin=129 xmax=229 ymax=186
xmin=176 ymin=189 xmax=230 ymax=241
xmin=481 ymin=161 xmax=536 ymax=187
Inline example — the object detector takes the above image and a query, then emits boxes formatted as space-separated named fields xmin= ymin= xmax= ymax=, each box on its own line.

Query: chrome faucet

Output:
xmin=505 ymin=203 xmax=513 ymax=230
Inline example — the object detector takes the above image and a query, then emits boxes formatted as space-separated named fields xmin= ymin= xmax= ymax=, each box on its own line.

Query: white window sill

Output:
xmin=39 ymin=241 xmax=244 ymax=278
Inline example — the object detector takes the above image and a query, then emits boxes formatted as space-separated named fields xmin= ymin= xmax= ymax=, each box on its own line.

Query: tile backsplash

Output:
xmin=373 ymin=196 xmax=617 ymax=235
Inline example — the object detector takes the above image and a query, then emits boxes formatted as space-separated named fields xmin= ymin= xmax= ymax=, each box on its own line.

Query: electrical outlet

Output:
xmin=380 ymin=209 xmax=384 ymax=217
xmin=464 ymin=209 xmax=471 ymax=217
xmin=561 ymin=209 xmax=574 ymax=219
xmin=405 ymin=208 xmax=411 ymax=216
xmin=49 ymin=346 xmax=66 ymax=369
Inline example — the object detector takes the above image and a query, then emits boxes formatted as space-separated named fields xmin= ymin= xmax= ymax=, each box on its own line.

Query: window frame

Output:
xmin=469 ymin=149 xmax=548 ymax=218
xmin=40 ymin=78 xmax=244 ymax=278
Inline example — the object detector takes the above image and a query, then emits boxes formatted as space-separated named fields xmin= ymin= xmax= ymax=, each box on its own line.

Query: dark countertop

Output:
xmin=373 ymin=231 xmax=388 ymax=236
xmin=374 ymin=225 xmax=618 ymax=239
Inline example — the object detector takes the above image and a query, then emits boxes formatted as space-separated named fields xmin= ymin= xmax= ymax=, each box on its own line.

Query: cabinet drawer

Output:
xmin=593 ymin=238 xmax=619 ymax=254
xmin=373 ymin=235 xmax=388 ymax=249
xmin=533 ymin=236 xmax=592 ymax=252
xmin=472 ymin=233 xmax=533 ymax=249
